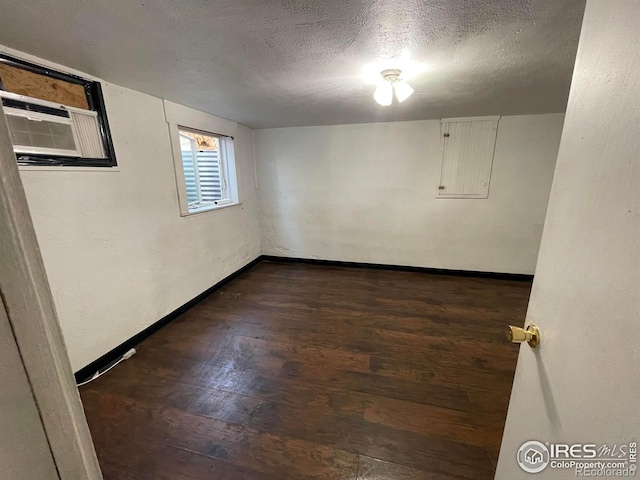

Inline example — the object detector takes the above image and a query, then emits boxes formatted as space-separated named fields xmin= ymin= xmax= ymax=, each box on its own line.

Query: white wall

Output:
xmin=496 ymin=1 xmax=640 ymax=477
xmin=2 ymin=46 xmax=261 ymax=372
xmin=255 ymin=114 xmax=564 ymax=274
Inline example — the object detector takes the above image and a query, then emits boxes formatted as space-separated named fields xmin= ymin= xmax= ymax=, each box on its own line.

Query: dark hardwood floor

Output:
xmin=80 ymin=260 xmax=531 ymax=480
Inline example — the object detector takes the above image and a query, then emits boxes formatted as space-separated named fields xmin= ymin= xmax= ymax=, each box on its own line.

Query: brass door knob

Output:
xmin=506 ymin=324 xmax=540 ymax=348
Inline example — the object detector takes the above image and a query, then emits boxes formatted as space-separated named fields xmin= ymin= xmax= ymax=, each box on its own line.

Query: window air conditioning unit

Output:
xmin=0 ymin=91 xmax=105 ymax=159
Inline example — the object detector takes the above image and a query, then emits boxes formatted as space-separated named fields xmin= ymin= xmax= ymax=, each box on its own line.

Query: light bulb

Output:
xmin=394 ymin=80 xmax=414 ymax=103
xmin=373 ymin=82 xmax=393 ymax=106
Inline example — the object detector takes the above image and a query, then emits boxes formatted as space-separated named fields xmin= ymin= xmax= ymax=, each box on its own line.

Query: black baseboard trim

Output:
xmin=261 ymin=255 xmax=534 ymax=282
xmin=75 ymin=254 xmax=532 ymax=382
xmin=74 ymin=256 xmax=263 ymax=383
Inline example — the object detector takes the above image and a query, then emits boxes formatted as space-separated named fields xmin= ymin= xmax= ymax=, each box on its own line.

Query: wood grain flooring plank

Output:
xmin=80 ymin=262 xmax=530 ymax=480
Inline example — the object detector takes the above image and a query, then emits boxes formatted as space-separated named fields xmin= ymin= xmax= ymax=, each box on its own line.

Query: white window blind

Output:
xmin=436 ymin=116 xmax=499 ymax=199
xmin=180 ymin=136 xmax=224 ymax=204
xmin=177 ymin=129 xmax=235 ymax=214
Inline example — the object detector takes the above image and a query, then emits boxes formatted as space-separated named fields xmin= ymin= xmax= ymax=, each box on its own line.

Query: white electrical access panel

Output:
xmin=436 ymin=116 xmax=500 ymax=199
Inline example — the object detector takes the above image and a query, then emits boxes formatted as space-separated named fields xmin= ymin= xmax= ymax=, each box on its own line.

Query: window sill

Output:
xmin=18 ymin=165 xmax=120 ymax=172
xmin=183 ymin=202 xmax=242 ymax=217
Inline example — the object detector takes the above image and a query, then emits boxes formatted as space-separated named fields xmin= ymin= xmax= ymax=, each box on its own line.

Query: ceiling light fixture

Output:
xmin=373 ymin=69 xmax=415 ymax=106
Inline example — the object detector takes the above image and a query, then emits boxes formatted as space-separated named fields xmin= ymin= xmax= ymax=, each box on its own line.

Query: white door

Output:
xmin=0 ymin=303 xmax=59 ymax=479
xmin=437 ymin=117 xmax=499 ymax=199
xmin=0 ymin=81 xmax=102 ymax=479
xmin=496 ymin=1 xmax=640 ymax=479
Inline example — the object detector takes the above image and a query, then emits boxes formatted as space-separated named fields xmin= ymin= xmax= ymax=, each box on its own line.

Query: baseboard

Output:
xmin=74 ymin=256 xmax=263 ymax=383
xmin=75 ymin=254 xmax=531 ymax=382
xmin=261 ymin=255 xmax=534 ymax=281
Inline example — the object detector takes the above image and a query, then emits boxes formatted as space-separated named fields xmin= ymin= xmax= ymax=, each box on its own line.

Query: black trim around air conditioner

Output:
xmin=0 ymin=53 xmax=117 ymax=167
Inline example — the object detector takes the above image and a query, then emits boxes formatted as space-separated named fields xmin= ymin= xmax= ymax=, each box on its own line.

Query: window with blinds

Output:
xmin=177 ymin=127 xmax=236 ymax=214
xmin=436 ymin=116 xmax=500 ymax=199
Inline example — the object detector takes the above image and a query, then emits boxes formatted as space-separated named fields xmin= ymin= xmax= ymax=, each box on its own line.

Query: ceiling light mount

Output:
xmin=380 ymin=69 xmax=402 ymax=82
xmin=373 ymin=68 xmax=415 ymax=106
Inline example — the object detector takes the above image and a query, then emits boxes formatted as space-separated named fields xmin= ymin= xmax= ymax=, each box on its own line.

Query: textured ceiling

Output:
xmin=0 ymin=0 xmax=585 ymax=128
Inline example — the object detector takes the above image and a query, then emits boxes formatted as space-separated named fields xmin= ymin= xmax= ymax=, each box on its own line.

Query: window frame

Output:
xmin=169 ymin=123 xmax=239 ymax=217
xmin=0 ymin=53 xmax=117 ymax=167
